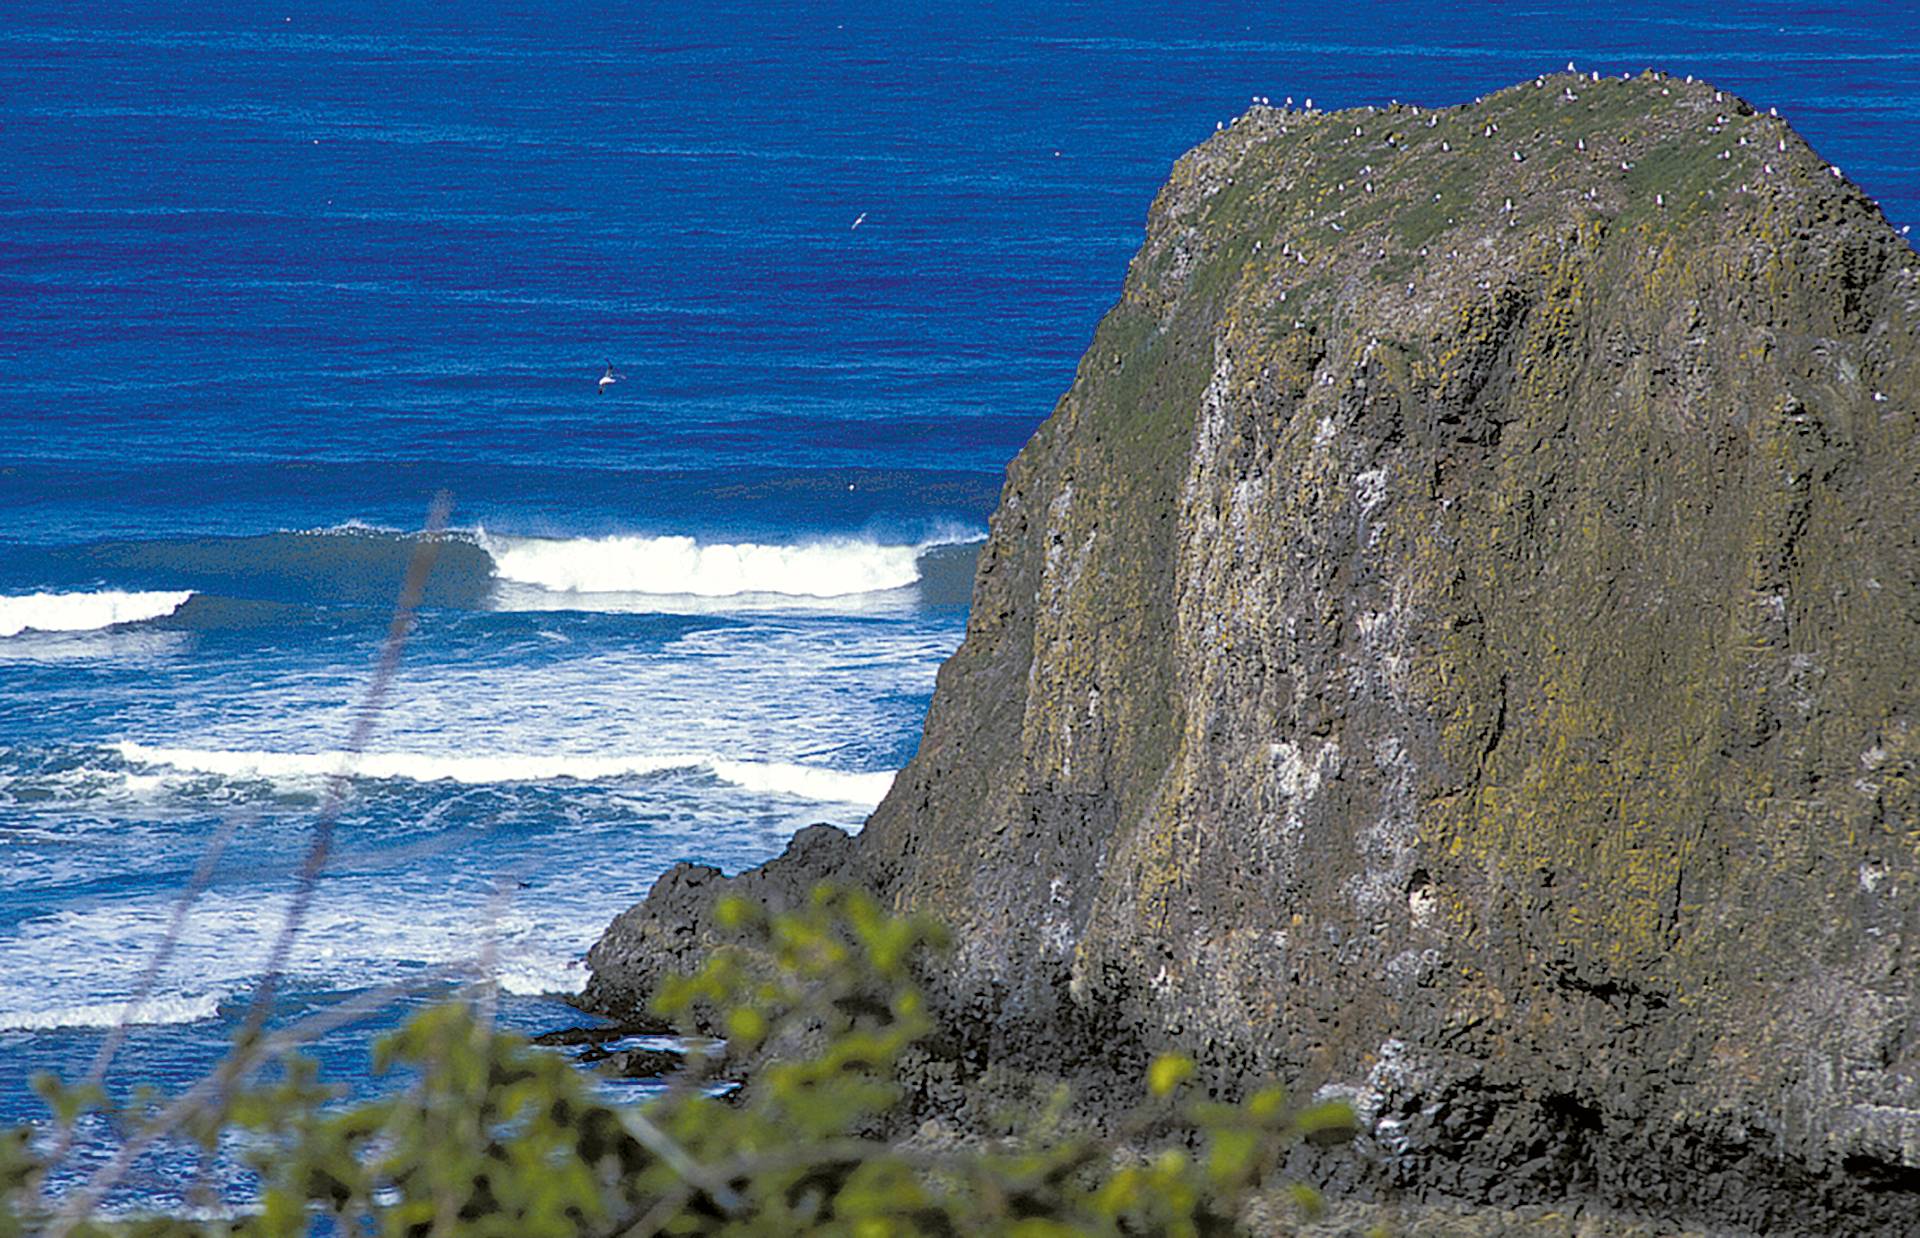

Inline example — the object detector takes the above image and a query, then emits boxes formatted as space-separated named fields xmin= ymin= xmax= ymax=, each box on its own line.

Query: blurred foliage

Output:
xmin=6 ymin=886 xmax=1353 ymax=1235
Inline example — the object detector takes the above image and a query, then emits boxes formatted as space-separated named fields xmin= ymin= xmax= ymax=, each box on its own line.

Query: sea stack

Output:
xmin=585 ymin=73 xmax=1920 ymax=1231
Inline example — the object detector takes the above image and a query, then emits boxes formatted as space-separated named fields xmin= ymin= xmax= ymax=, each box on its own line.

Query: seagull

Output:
xmin=598 ymin=361 xmax=625 ymax=394
xmin=851 ymin=211 xmax=868 ymax=230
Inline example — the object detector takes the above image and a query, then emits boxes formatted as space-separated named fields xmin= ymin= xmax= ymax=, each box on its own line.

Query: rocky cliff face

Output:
xmin=586 ymin=73 xmax=1920 ymax=1232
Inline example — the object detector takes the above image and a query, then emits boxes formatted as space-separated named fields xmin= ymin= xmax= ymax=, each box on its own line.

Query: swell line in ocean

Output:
xmin=0 ymin=525 xmax=984 ymax=634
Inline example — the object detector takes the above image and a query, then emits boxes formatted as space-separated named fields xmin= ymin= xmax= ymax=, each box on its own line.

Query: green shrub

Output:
xmin=9 ymin=886 xmax=1353 ymax=1236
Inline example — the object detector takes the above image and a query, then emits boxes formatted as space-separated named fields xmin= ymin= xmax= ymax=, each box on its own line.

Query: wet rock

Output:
xmin=589 ymin=1046 xmax=686 ymax=1080
xmin=582 ymin=822 xmax=865 ymax=1026
xmin=531 ymin=1024 xmax=634 ymax=1048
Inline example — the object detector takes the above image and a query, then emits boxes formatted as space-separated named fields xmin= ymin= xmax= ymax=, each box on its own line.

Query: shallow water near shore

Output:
xmin=3 ymin=0 xmax=1918 ymax=1211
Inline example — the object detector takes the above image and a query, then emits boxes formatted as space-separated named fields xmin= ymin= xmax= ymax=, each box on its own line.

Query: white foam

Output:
xmin=486 ymin=581 xmax=918 ymax=616
xmin=495 ymin=958 xmax=590 ymax=997
xmin=114 ymin=742 xmax=894 ymax=806
xmin=710 ymin=759 xmax=895 ymax=806
xmin=0 ymin=590 xmax=193 ymax=637
xmin=0 ymin=993 xmax=221 ymax=1031
xmin=479 ymin=531 xmax=923 ymax=598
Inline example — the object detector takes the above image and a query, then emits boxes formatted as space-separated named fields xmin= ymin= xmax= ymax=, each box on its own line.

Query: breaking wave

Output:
xmin=114 ymin=742 xmax=896 ymax=806
xmin=478 ymin=530 xmax=928 ymax=598
xmin=0 ymin=590 xmax=194 ymax=637
xmin=0 ymin=993 xmax=222 ymax=1031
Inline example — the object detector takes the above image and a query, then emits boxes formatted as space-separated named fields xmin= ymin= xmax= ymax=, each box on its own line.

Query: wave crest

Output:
xmin=480 ymin=531 xmax=924 ymax=598
xmin=0 ymin=993 xmax=222 ymax=1031
xmin=114 ymin=742 xmax=895 ymax=806
xmin=0 ymin=590 xmax=194 ymax=638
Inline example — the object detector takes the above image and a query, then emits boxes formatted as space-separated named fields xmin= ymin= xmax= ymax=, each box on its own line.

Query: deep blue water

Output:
xmin=3 ymin=0 xmax=1918 ymax=1214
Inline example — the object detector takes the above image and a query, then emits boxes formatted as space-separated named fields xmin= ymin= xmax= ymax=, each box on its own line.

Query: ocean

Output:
xmin=4 ymin=0 xmax=1917 ymax=1212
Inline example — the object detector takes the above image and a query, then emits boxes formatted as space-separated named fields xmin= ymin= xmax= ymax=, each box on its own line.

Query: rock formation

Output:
xmin=585 ymin=73 xmax=1920 ymax=1232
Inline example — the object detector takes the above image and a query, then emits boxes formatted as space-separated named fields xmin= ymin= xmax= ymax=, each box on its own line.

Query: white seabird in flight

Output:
xmin=598 ymin=360 xmax=625 ymax=395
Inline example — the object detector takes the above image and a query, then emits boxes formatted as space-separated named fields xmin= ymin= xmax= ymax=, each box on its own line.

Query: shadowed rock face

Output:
xmin=585 ymin=72 xmax=1920 ymax=1232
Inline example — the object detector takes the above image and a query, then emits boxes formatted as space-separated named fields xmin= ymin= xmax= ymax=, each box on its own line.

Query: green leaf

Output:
xmin=1147 ymin=1052 xmax=1194 ymax=1098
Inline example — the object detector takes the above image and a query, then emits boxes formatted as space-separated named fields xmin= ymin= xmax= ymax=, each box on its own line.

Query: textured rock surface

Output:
xmin=586 ymin=73 xmax=1920 ymax=1232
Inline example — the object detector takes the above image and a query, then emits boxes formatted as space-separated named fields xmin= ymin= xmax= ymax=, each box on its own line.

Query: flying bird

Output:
xmin=851 ymin=211 xmax=868 ymax=230
xmin=598 ymin=361 xmax=625 ymax=394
